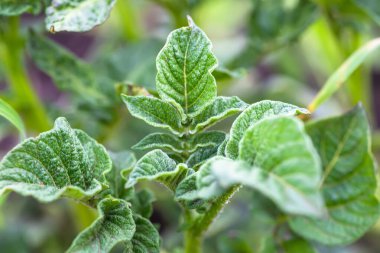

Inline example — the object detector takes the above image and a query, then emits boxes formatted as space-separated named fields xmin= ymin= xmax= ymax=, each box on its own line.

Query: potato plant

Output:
xmin=0 ymin=16 xmax=378 ymax=253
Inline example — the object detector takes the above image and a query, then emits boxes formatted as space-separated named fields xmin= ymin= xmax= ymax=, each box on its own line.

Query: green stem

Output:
xmin=0 ymin=17 xmax=50 ymax=132
xmin=183 ymin=186 xmax=238 ymax=253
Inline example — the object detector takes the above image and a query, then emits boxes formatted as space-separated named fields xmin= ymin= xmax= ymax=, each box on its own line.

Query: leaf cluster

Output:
xmin=0 ymin=17 xmax=378 ymax=253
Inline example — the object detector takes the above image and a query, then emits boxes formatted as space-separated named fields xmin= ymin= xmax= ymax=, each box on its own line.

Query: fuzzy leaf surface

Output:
xmin=132 ymin=133 xmax=183 ymax=153
xmin=189 ymin=131 xmax=226 ymax=152
xmin=238 ymin=117 xmax=324 ymax=216
xmin=126 ymin=150 xmax=187 ymax=191
xmin=45 ymin=0 xmax=116 ymax=32
xmin=290 ymin=106 xmax=380 ymax=245
xmin=175 ymin=172 xmax=205 ymax=209
xmin=190 ymin=96 xmax=248 ymax=134
xmin=0 ymin=117 xmax=111 ymax=202
xmin=226 ymin=100 xmax=309 ymax=159
xmin=124 ymin=215 xmax=160 ymax=253
xmin=156 ymin=17 xmax=217 ymax=116
xmin=122 ymin=95 xmax=183 ymax=135
xmin=67 ymin=198 xmax=135 ymax=253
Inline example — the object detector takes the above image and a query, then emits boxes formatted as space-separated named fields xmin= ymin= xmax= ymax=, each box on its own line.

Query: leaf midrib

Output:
xmin=319 ymin=116 xmax=358 ymax=188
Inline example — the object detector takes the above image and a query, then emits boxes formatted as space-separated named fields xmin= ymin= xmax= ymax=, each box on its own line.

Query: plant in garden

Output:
xmin=0 ymin=16 xmax=379 ymax=253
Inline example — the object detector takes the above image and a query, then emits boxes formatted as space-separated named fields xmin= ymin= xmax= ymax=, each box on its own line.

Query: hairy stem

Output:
xmin=184 ymin=186 xmax=238 ymax=253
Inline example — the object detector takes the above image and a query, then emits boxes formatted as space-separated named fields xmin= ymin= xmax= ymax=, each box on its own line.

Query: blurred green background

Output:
xmin=1 ymin=0 xmax=380 ymax=252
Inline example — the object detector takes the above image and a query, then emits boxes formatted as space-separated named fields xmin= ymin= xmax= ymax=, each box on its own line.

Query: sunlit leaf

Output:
xmin=156 ymin=16 xmax=217 ymax=116
xmin=226 ymin=100 xmax=309 ymax=159
xmin=189 ymin=96 xmax=248 ymax=134
xmin=126 ymin=150 xmax=188 ymax=191
xmin=122 ymin=95 xmax=183 ymax=135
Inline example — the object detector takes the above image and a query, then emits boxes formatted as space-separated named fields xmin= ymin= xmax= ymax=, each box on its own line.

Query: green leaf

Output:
xmin=107 ymin=151 xmax=136 ymax=199
xmin=195 ymin=117 xmax=325 ymax=217
xmin=45 ymin=0 xmax=116 ymax=32
xmin=230 ymin=0 xmax=318 ymax=68
xmin=239 ymin=116 xmax=324 ymax=216
xmin=308 ymin=38 xmax=380 ymax=112
xmin=290 ymin=106 xmax=380 ymax=245
xmin=156 ymin=16 xmax=218 ymax=116
xmin=122 ymin=95 xmax=183 ymax=135
xmin=187 ymin=145 xmax=220 ymax=169
xmin=0 ymin=98 xmax=26 ymax=140
xmin=126 ymin=150 xmax=188 ymax=191
xmin=124 ymin=215 xmax=160 ymax=253
xmin=226 ymin=100 xmax=309 ymax=159
xmin=189 ymin=131 xmax=226 ymax=153
xmin=283 ymin=238 xmax=316 ymax=253
xmin=189 ymin=96 xmax=248 ymax=134
xmin=132 ymin=133 xmax=183 ymax=153
xmin=258 ymin=236 xmax=276 ymax=253
xmin=130 ymin=189 xmax=155 ymax=219
xmin=28 ymin=31 xmax=111 ymax=106
xmin=353 ymin=0 xmax=380 ymax=25
xmin=0 ymin=0 xmax=44 ymax=16
xmin=175 ymin=172 xmax=206 ymax=209
xmin=0 ymin=117 xmax=111 ymax=202
xmin=217 ymin=136 xmax=228 ymax=156
xmin=67 ymin=198 xmax=135 ymax=253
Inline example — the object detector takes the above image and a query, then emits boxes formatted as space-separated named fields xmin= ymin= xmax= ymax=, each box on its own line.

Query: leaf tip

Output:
xmin=187 ymin=15 xmax=196 ymax=28
xmin=54 ymin=117 xmax=71 ymax=129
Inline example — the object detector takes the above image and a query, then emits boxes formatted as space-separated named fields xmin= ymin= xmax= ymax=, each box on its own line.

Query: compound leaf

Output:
xmin=226 ymin=100 xmax=309 ymax=159
xmin=122 ymin=95 xmax=183 ymax=135
xmin=67 ymin=198 xmax=135 ymax=253
xmin=46 ymin=0 xmax=116 ymax=32
xmin=156 ymin=16 xmax=217 ymax=116
xmin=189 ymin=96 xmax=248 ymax=134
xmin=126 ymin=150 xmax=188 ymax=191
xmin=0 ymin=117 xmax=111 ymax=202
xmin=289 ymin=106 xmax=380 ymax=245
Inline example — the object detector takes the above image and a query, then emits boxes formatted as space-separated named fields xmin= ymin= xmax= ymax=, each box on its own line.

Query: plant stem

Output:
xmin=0 ymin=17 xmax=51 ymax=132
xmin=183 ymin=186 xmax=238 ymax=253
xmin=114 ymin=0 xmax=142 ymax=42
